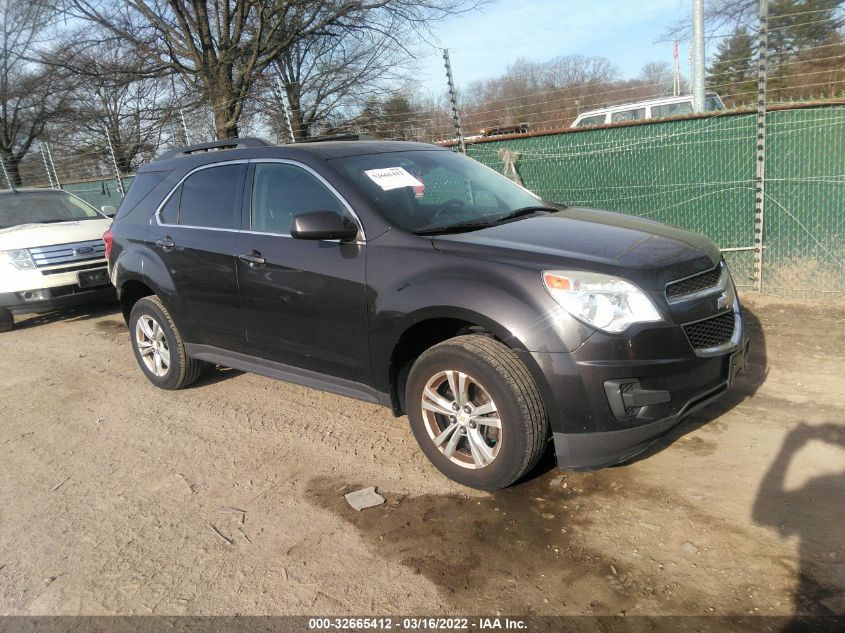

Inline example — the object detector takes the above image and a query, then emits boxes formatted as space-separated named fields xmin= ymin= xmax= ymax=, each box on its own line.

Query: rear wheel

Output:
xmin=406 ymin=335 xmax=548 ymax=490
xmin=129 ymin=296 xmax=202 ymax=390
xmin=0 ymin=307 xmax=12 ymax=333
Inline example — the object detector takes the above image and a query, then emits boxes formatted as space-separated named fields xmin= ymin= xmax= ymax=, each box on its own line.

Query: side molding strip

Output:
xmin=185 ymin=344 xmax=390 ymax=407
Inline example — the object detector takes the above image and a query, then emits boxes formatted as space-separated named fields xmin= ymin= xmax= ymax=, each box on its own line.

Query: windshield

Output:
xmin=0 ymin=191 xmax=101 ymax=228
xmin=329 ymin=149 xmax=549 ymax=234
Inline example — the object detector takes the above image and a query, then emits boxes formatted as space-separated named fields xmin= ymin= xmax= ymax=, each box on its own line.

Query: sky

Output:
xmin=415 ymin=0 xmax=695 ymax=95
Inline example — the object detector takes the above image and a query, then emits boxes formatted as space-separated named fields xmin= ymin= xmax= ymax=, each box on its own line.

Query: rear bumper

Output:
xmin=0 ymin=284 xmax=116 ymax=315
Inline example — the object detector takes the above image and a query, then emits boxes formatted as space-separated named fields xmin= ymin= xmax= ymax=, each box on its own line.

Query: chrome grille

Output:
xmin=683 ymin=311 xmax=736 ymax=350
xmin=666 ymin=264 xmax=722 ymax=301
xmin=29 ymin=239 xmax=106 ymax=268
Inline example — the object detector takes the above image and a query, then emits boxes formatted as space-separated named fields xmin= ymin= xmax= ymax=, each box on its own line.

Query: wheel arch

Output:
xmin=384 ymin=307 xmax=551 ymax=417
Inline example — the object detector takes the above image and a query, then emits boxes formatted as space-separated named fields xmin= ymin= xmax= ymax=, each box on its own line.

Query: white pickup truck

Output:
xmin=0 ymin=188 xmax=116 ymax=332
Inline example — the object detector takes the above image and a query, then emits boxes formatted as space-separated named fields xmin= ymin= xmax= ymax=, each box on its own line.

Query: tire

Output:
xmin=0 ymin=307 xmax=12 ymax=333
xmin=406 ymin=335 xmax=548 ymax=490
xmin=128 ymin=296 xmax=202 ymax=390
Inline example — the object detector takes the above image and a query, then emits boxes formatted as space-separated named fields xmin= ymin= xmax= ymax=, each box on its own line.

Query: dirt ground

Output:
xmin=0 ymin=293 xmax=843 ymax=620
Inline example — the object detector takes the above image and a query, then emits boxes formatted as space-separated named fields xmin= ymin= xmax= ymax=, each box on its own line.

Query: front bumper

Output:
xmin=526 ymin=307 xmax=749 ymax=470
xmin=0 ymin=284 xmax=116 ymax=315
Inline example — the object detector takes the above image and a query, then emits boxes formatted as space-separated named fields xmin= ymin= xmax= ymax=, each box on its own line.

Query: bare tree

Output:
xmin=271 ymin=26 xmax=415 ymax=140
xmin=460 ymin=55 xmax=620 ymax=132
xmin=47 ymin=35 xmax=177 ymax=175
xmin=639 ymin=61 xmax=678 ymax=95
xmin=63 ymin=0 xmax=479 ymax=140
xmin=0 ymin=0 xmax=69 ymax=186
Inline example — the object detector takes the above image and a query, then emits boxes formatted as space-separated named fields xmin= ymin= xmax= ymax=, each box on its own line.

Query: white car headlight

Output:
xmin=542 ymin=270 xmax=662 ymax=333
xmin=1 ymin=249 xmax=36 ymax=270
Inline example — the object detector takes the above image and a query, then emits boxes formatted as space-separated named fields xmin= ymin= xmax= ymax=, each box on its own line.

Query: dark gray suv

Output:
xmin=106 ymin=137 xmax=748 ymax=489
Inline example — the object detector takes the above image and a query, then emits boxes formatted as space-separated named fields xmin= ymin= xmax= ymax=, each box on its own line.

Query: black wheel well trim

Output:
xmin=118 ymin=278 xmax=155 ymax=323
xmin=117 ymin=278 xmax=184 ymax=333
xmin=385 ymin=308 xmax=539 ymax=417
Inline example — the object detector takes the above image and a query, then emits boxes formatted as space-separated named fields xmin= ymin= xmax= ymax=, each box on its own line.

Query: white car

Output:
xmin=0 ymin=188 xmax=116 ymax=332
xmin=571 ymin=93 xmax=725 ymax=128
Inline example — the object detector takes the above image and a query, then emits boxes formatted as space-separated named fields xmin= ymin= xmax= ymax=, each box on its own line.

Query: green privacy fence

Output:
xmin=63 ymin=175 xmax=135 ymax=211
xmin=462 ymin=104 xmax=845 ymax=299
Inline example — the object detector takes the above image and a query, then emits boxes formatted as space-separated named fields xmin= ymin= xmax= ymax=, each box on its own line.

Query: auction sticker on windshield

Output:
xmin=364 ymin=167 xmax=424 ymax=191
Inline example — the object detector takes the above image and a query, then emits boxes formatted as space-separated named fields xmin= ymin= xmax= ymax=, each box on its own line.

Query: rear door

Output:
xmin=147 ymin=161 xmax=247 ymax=350
xmin=234 ymin=160 xmax=370 ymax=384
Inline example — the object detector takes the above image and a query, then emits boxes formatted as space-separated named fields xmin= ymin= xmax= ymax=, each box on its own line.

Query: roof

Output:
xmin=145 ymin=139 xmax=447 ymax=172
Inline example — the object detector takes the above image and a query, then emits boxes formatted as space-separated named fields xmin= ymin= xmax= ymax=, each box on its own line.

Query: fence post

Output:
xmin=45 ymin=142 xmax=61 ymax=189
xmin=0 ymin=156 xmax=12 ymax=190
xmin=40 ymin=144 xmax=56 ymax=189
xmin=442 ymin=49 xmax=466 ymax=154
xmin=180 ymin=108 xmax=190 ymax=145
xmin=104 ymin=128 xmax=126 ymax=197
xmin=692 ymin=0 xmax=705 ymax=112
xmin=754 ymin=0 xmax=768 ymax=292
xmin=274 ymin=74 xmax=296 ymax=143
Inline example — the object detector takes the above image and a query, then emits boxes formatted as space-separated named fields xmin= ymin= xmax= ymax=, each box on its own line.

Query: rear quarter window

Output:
xmin=115 ymin=171 xmax=170 ymax=220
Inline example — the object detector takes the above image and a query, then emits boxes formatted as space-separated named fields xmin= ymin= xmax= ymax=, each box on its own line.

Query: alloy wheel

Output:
xmin=135 ymin=315 xmax=171 ymax=377
xmin=420 ymin=370 xmax=502 ymax=469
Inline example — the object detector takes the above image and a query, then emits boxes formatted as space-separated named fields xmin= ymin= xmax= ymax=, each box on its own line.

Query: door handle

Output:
xmin=156 ymin=237 xmax=175 ymax=250
xmin=238 ymin=251 xmax=266 ymax=266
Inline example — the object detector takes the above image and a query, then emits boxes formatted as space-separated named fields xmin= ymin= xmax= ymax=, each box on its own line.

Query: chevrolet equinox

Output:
xmin=106 ymin=137 xmax=749 ymax=490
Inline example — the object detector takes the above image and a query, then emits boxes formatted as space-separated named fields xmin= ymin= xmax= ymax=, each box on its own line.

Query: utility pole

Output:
xmin=692 ymin=0 xmax=705 ymax=111
xmin=754 ymin=0 xmax=769 ymax=292
xmin=442 ymin=49 xmax=466 ymax=154
xmin=104 ymin=128 xmax=125 ymax=197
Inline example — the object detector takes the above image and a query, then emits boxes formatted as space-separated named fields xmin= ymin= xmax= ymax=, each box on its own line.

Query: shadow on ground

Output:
xmin=11 ymin=300 xmax=121 ymax=332
xmin=753 ymin=422 xmax=845 ymax=626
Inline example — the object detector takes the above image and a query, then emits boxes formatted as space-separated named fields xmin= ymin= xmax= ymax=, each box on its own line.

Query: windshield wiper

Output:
xmin=492 ymin=206 xmax=558 ymax=223
xmin=412 ymin=220 xmax=499 ymax=236
xmin=412 ymin=206 xmax=559 ymax=236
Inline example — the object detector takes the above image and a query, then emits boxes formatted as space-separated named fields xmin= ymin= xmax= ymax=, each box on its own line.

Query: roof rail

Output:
xmin=158 ymin=137 xmax=271 ymax=160
xmin=301 ymin=133 xmax=373 ymax=143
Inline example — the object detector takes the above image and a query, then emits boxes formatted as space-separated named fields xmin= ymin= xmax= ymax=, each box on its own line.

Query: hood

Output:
xmin=0 ymin=218 xmax=112 ymax=251
xmin=431 ymin=207 xmax=721 ymax=289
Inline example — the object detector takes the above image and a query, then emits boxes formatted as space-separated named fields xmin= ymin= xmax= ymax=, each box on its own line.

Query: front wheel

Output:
xmin=406 ymin=335 xmax=548 ymax=490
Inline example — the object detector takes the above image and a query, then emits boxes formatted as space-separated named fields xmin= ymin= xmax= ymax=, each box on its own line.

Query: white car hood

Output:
xmin=0 ymin=218 xmax=112 ymax=251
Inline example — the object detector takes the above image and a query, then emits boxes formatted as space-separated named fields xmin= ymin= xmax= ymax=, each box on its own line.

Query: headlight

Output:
xmin=542 ymin=270 xmax=662 ymax=333
xmin=1 ymin=249 xmax=36 ymax=270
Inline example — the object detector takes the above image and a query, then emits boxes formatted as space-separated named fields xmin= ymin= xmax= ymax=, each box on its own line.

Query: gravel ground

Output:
xmin=0 ymin=294 xmax=843 ymax=618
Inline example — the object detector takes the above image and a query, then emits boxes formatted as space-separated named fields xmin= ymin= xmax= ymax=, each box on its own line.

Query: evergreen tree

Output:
xmin=708 ymin=27 xmax=757 ymax=105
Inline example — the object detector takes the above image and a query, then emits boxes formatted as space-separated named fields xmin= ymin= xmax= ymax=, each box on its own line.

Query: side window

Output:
xmin=611 ymin=108 xmax=646 ymax=123
xmin=576 ymin=114 xmax=606 ymax=127
xmin=251 ymin=163 xmax=347 ymax=234
xmin=178 ymin=164 xmax=244 ymax=229
xmin=159 ymin=188 xmax=180 ymax=224
xmin=652 ymin=101 xmax=693 ymax=118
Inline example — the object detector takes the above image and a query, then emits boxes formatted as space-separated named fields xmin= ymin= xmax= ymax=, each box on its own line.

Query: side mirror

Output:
xmin=290 ymin=211 xmax=358 ymax=241
xmin=101 ymin=205 xmax=117 ymax=217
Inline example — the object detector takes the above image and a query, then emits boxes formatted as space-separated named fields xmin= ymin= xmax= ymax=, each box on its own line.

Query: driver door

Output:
xmin=235 ymin=160 xmax=370 ymax=384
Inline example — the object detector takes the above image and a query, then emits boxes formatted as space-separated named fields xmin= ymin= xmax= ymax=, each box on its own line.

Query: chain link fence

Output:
xmin=457 ymin=103 xmax=844 ymax=299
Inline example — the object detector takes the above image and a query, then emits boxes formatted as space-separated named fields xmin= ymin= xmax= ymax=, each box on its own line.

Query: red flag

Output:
xmin=673 ymin=38 xmax=679 ymax=59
